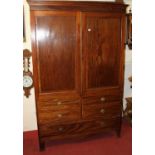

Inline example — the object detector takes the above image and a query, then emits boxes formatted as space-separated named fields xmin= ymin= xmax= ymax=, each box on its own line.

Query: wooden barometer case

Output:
xmin=23 ymin=49 xmax=33 ymax=98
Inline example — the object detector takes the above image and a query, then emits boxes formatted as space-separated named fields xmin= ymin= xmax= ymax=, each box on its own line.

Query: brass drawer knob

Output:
xmin=57 ymin=114 xmax=62 ymax=118
xmin=88 ymin=28 xmax=91 ymax=32
xmin=58 ymin=127 xmax=63 ymax=131
xmin=100 ymin=109 xmax=105 ymax=113
xmin=100 ymin=97 xmax=105 ymax=102
xmin=57 ymin=101 xmax=62 ymax=105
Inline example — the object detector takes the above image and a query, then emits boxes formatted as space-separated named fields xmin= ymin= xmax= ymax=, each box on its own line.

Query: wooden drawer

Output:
xmin=39 ymin=118 xmax=120 ymax=138
xmin=82 ymin=101 xmax=121 ymax=119
xmin=39 ymin=98 xmax=80 ymax=107
xmin=38 ymin=102 xmax=81 ymax=125
xmin=38 ymin=93 xmax=80 ymax=103
xmin=83 ymin=95 xmax=121 ymax=104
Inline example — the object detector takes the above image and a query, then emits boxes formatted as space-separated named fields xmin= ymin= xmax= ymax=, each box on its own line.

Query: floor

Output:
xmin=23 ymin=121 xmax=132 ymax=155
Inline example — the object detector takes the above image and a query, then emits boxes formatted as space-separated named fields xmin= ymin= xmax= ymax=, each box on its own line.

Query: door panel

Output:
xmin=82 ymin=13 xmax=122 ymax=96
xmin=34 ymin=11 xmax=80 ymax=98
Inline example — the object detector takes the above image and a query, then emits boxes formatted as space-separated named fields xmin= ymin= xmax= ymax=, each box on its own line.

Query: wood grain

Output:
xmin=82 ymin=101 xmax=121 ymax=119
xmin=27 ymin=1 xmax=127 ymax=13
xmin=28 ymin=1 xmax=127 ymax=151
xmin=38 ymin=102 xmax=81 ymax=125
xmin=82 ymin=13 xmax=123 ymax=97
xmin=36 ymin=14 xmax=76 ymax=92
xmin=83 ymin=95 xmax=121 ymax=104
xmin=39 ymin=118 xmax=120 ymax=139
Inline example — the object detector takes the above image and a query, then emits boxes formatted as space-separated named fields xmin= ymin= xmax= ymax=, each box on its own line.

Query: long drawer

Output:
xmin=82 ymin=101 xmax=121 ymax=119
xmin=39 ymin=118 xmax=120 ymax=139
xmin=38 ymin=101 xmax=81 ymax=125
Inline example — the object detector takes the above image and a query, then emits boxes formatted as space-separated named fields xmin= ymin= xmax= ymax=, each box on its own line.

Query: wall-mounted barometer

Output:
xmin=23 ymin=49 xmax=33 ymax=98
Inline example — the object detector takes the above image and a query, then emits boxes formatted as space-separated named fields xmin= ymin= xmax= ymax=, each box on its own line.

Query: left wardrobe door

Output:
xmin=31 ymin=11 xmax=81 ymax=100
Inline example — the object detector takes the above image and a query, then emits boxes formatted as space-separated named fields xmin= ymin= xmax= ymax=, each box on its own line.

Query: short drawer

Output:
xmin=39 ymin=118 xmax=120 ymax=138
xmin=82 ymin=102 xmax=121 ymax=119
xmin=38 ymin=102 xmax=81 ymax=125
xmin=38 ymin=92 xmax=80 ymax=103
xmin=39 ymin=99 xmax=80 ymax=107
xmin=83 ymin=95 xmax=121 ymax=104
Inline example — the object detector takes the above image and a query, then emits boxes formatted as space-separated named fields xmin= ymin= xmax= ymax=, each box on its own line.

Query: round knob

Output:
xmin=100 ymin=109 xmax=105 ymax=113
xmin=57 ymin=114 xmax=62 ymax=118
xmin=58 ymin=127 xmax=63 ymax=131
xmin=57 ymin=101 xmax=62 ymax=105
xmin=100 ymin=97 xmax=105 ymax=102
xmin=88 ymin=28 xmax=91 ymax=32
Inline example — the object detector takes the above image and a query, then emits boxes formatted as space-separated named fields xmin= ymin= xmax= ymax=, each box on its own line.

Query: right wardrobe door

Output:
xmin=82 ymin=12 xmax=125 ymax=97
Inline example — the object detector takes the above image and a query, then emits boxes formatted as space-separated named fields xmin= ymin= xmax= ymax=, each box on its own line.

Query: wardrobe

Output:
xmin=27 ymin=0 xmax=127 ymax=150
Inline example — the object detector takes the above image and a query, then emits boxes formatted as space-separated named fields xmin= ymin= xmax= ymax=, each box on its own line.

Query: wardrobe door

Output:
xmin=82 ymin=13 xmax=124 ymax=97
xmin=32 ymin=11 xmax=81 ymax=100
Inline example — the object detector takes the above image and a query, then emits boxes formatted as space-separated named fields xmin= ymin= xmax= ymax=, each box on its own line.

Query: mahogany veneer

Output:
xmin=27 ymin=0 xmax=127 ymax=151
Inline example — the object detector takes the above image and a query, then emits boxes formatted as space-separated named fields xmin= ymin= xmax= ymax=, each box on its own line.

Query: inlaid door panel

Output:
xmin=33 ymin=11 xmax=81 ymax=98
xmin=82 ymin=13 xmax=123 ymax=96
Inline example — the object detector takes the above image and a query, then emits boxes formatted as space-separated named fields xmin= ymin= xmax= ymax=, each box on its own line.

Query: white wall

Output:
xmin=23 ymin=0 xmax=132 ymax=131
xmin=23 ymin=0 xmax=37 ymax=131
xmin=123 ymin=0 xmax=132 ymax=109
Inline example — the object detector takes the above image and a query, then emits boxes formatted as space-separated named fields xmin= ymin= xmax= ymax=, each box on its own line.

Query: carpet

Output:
xmin=23 ymin=121 xmax=132 ymax=155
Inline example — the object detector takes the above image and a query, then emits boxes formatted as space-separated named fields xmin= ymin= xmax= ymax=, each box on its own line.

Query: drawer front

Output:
xmin=83 ymin=95 xmax=121 ymax=104
xmin=39 ymin=118 xmax=120 ymax=138
xmin=38 ymin=102 xmax=81 ymax=125
xmin=82 ymin=101 xmax=121 ymax=119
xmin=39 ymin=98 xmax=80 ymax=107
